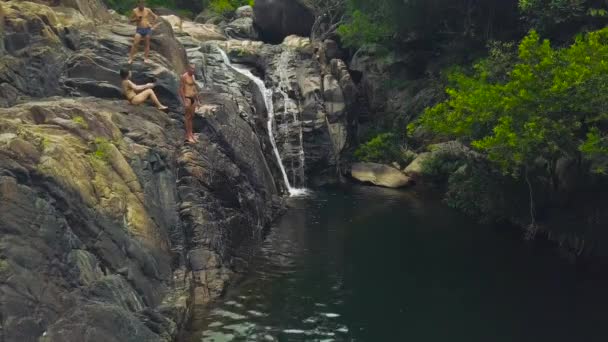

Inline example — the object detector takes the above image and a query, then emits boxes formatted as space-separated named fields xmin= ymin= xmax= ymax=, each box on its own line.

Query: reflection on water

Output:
xmin=187 ymin=185 xmax=608 ymax=342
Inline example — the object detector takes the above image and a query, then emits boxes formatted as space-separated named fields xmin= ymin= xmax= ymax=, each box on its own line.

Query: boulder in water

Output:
xmin=351 ymin=162 xmax=413 ymax=188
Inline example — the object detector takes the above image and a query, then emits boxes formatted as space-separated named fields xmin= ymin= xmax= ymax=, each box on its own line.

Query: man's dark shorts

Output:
xmin=136 ymin=27 xmax=151 ymax=37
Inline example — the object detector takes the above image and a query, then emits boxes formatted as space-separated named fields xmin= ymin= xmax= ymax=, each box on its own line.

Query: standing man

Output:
xmin=180 ymin=63 xmax=201 ymax=144
xmin=128 ymin=0 xmax=158 ymax=64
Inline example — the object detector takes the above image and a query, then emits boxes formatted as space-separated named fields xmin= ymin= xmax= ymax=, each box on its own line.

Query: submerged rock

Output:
xmin=351 ymin=162 xmax=413 ymax=188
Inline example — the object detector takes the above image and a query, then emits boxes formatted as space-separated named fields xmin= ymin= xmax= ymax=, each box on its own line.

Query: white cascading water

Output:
xmin=277 ymin=50 xmax=306 ymax=187
xmin=217 ymin=48 xmax=308 ymax=196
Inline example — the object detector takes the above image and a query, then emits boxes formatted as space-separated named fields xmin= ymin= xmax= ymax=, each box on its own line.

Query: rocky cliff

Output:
xmin=0 ymin=1 xmax=355 ymax=341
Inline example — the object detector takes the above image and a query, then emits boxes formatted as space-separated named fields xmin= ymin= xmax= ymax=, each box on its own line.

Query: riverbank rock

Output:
xmin=351 ymin=163 xmax=413 ymax=188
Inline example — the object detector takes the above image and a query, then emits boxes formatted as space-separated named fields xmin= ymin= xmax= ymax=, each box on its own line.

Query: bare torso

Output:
xmin=122 ymin=80 xmax=136 ymax=101
xmin=132 ymin=8 xmax=152 ymax=28
xmin=182 ymin=73 xmax=198 ymax=98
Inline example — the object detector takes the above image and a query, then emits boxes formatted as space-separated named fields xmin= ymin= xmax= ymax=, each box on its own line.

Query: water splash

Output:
xmin=217 ymin=48 xmax=308 ymax=196
xmin=277 ymin=50 xmax=307 ymax=188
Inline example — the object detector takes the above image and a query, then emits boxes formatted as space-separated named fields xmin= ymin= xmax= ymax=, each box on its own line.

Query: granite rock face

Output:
xmin=0 ymin=1 xmax=281 ymax=341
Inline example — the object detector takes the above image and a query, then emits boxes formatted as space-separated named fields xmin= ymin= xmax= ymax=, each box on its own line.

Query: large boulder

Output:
xmin=403 ymin=152 xmax=432 ymax=177
xmin=351 ymin=162 xmax=413 ymax=188
xmin=235 ymin=5 xmax=254 ymax=18
xmin=181 ymin=20 xmax=227 ymax=41
xmin=225 ymin=17 xmax=259 ymax=40
xmin=194 ymin=9 xmax=223 ymax=25
xmin=253 ymin=0 xmax=315 ymax=43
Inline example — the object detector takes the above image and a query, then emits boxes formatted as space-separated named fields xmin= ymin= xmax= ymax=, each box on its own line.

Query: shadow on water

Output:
xmin=185 ymin=185 xmax=608 ymax=342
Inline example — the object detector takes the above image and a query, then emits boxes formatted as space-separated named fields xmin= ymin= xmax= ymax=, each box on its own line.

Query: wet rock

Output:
xmin=351 ymin=162 xmax=413 ymax=188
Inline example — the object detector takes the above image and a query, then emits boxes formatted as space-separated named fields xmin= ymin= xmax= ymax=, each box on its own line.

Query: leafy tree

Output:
xmin=411 ymin=28 xmax=608 ymax=180
xmin=337 ymin=9 xmax=392 ymax=47
xmin=208 ymin=0 xmax=254 ymax=16
xmin=338 ymin=0 xmax=521 ymax=48
xmin=518 ymin=0 xmax=608 ymax=39
xmin=354 ymin=133 xmax=415 ymax=165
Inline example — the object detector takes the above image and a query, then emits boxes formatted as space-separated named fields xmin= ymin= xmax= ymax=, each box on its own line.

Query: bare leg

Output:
xmin=144 ymin=35 xmax=151 ymax=63
xmin=129 ymin=33 xmax=142 ymax=64
xmin=185 ymin=100 xmax=195 ymax=143
xmin=131 ymin=89 xmax=168 ymax=110
xmin=192 ymin=101 xmax=199 ymax=141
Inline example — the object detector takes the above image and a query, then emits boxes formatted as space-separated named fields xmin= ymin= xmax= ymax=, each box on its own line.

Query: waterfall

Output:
xmin=217 ymin=48 xmax=308 ymax=196
xmin=277 ymin=50 xmax=306 ymax=188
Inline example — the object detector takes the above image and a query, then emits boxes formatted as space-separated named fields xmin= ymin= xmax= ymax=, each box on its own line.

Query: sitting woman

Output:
xmin=120 ymin=68 xmax=168 ymax=111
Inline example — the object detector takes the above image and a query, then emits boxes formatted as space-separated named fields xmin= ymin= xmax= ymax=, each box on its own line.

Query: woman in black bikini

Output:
xmin=179 ymin=63 xmax=200 ymax=143
xmin=120 ymin=69 xmax=168 ymax=111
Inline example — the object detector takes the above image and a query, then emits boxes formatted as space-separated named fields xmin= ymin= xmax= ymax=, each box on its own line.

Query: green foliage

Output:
xmin=419 ymin=152 xmax=464 ymax=185
xmin=72 ymin=116 xmax=88 ymax=129
xmin=412 ymin=28 xmax=608 ymax=178
xmin=580 ymin=127 xmax=608 ymax=174
xmin=208 ymin=0 xmax=253 ymax=16
xmin=354 ymin=133 xmax=413 ymax=165
xmin=92 ymin=138 xmax=114 ymax=162
xmin=337 ymin=10 xmax=392 ymax=48
xmin=518 ymin=0 xmax=608 ymax=36
xmin=339 ymin=0 xmax=520 ymax=49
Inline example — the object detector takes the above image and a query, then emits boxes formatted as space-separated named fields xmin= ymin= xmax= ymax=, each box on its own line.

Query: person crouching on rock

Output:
xmin=128 ymin=0 xmax=158 ymax=64
xmin=179 ymin=63 xmax=201 ymax=144
xmin=120 ymin=68 xmax=168 ymax=111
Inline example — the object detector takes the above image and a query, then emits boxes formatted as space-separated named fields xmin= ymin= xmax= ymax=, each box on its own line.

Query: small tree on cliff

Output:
xmin=302 ymin=0 xmax=347 ymax=41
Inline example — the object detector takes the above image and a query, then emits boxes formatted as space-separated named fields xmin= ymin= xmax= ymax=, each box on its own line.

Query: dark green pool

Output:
xmin=187 ymin=185 xmax=608 ymax=342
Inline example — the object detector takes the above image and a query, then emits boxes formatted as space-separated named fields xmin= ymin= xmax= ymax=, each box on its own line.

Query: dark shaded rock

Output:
xmin=253 ymin=0 xmax=315 ymax=43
